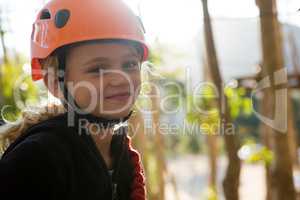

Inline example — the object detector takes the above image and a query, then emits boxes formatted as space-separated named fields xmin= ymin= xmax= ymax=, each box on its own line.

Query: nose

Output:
xmin=108 ymin=69 xmax=131 ymax=87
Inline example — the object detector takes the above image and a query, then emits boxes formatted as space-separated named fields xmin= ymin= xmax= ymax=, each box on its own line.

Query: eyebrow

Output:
xmin=125 ymin=52 xmax=140 ymax=59
xmin=83 ymin=53 xmax=140 ymax=66
xmin=83 ymin=57 xmax=109 ymax=66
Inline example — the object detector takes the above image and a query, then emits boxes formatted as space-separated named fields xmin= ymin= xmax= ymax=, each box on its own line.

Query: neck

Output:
xmin=87 ymin=123 xmax=114 ymax=168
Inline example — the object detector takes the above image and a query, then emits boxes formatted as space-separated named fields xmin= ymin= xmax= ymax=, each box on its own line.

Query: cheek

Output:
xmin=131 ymin=72 xmax=142 ymax=95
xmin=71 ymin=81 xmax=95 ymax=108
xmin=133 ymin=80 xmax=141 ymax=99
xmin=80 ymin=78 xmax=105 ymax=106
xmin=66 ymin=75 xmax=101 ymax=108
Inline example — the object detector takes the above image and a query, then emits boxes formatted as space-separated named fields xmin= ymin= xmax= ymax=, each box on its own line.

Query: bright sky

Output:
xmin=0 ymin=0 xmax=299 ymax=58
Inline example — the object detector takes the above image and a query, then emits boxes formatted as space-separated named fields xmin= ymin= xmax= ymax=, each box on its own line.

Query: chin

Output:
xmin=92 ymin=109 xmax=132 ymax=120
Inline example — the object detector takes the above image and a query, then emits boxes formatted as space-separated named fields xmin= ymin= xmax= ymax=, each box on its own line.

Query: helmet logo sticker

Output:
xmin=55 ymin=9 xmax=70 ymax=28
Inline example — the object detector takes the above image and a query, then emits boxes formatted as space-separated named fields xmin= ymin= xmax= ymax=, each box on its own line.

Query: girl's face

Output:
xmin=64 ymin=42 xmax=142 ymax=119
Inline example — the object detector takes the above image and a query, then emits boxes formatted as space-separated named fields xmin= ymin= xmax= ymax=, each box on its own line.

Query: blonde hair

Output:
xmin=0 ymin=56 xmax=66 ymax=155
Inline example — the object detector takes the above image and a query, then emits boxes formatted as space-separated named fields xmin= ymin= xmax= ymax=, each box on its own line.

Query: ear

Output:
xmin=43 ymin=69 xmax=63 ymax=99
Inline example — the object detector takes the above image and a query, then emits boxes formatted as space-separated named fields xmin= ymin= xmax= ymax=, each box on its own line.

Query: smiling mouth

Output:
xmin=105 ymin=92 xmax=131 ymax=101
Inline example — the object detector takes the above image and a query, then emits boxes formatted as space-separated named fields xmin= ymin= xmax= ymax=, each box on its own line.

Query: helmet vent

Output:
xmin=55 ymin=9 xmax=70 ymax=28
xmin=40 ymin=9 xmax=51 ymax=20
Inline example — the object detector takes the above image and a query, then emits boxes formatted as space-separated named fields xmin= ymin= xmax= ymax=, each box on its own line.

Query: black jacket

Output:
xmin=0 ymin=113 xmax=134 ymax=200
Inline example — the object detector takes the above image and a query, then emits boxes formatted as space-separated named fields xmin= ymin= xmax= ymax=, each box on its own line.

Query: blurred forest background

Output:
xmin=1 ymin=0 xmax=300 ymax=199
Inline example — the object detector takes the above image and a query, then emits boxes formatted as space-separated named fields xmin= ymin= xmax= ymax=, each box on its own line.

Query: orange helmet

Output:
xmin=30 ymin=0 xmax=149 ymax=81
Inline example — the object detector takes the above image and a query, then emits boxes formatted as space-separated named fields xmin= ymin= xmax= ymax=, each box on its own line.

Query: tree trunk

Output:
xmin=287 ymin=33 xmax=300 ymax=166
xmin=259 ymin=94 xmax=273 ymax=200
xmin=287 ymin=90 xmax=299 ymax=166
xmin=201 ymin=1 xmax=241 ymax=200
xmin=256 ymin=0 xmax=296 ymax=199
xmin=203 ymin=52 xmax=219 ymax=191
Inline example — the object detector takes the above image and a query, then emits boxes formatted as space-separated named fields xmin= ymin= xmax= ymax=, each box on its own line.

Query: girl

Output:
xmin=0 ymin=0 xmax=148 ymax=199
